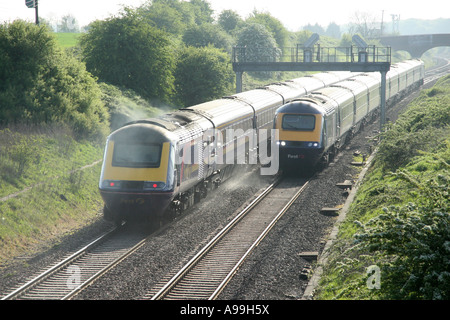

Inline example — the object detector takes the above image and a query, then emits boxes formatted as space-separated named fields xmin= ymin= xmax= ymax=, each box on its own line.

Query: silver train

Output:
xmin=98 ymin=59 xmax=424 ymax=224
xmin=274 ymin=59 xmax=425 ymax=168
xmin=98 ymin=71 xmax=355 ymax=224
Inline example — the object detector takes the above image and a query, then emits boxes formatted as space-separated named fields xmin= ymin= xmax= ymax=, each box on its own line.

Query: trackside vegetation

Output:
xmin=316 ymin=75 xmax=450 ymax=300
xmin=0 ymin=125 xmax=104 ymax=264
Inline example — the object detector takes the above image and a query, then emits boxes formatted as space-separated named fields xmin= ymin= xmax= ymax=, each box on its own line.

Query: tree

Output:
xmin=138 ymin=0 xmax=213 ymax=35
xmin=235 ymin=23 xmax=281 ymax=79
xmin=326 ymin=22 xmax=341 ymax=39
xmin=174 ymin=45 xmax=235 ymax=106
xmin=303 ymin=23 xmax=325 ymax=35
xmin=0 ymin=20 xmax=109 ymax=142
xmin=246 ymin=11 xmax=288 ymax=48
xmin=349 ymin=11 xmax=380 ymax=38
xmin=139 ymin=1 xmax=191 ymax=35
xmin=58 ymin=14 xmax=79 ymax=33
xmin=182 ymin=24 xmax=233 ymax=53
xmin=189 ymin=0 xmax=214 ymax=25
xmin=236 ymin=23 xmax=280 ymax=60
xmin=0 ymin=21 xmax=55 ymax=109
xmin=30 ymin=51 xmax=109 ymax=141
xmin=79 ymin=10 xmax=175 ymax=104
xmin=218 ymin=10 xmax=243 ymax=34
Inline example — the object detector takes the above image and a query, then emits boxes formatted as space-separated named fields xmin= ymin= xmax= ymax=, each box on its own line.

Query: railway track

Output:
xmin=424 ymin=57 xmax=450 ymax=85
xmin=149 ymin=175 xmax=310 ymax=300
xmin=2 ymin=173 xmax=308 ymax=301
xmin=1 ymin=225 xmax=149 ymax=300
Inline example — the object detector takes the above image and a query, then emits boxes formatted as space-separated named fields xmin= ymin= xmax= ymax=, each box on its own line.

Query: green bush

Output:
xmin=0 ymin=20 xmax=109 ymax=143
xmin=377 ymin=75 xmax=450 ymax=172
xmin=174 ymin=45 xmax=235 ymax=106
xmin=79 ymin=11 xmax=176 ymax=104
xmin=354 ymin=170 xmax=449 ymax=299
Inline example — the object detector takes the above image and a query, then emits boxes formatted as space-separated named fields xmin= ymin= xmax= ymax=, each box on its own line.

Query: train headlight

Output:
xmin=306 ymin=142 xmax=320 ymax=148
xmin=280 ymin=141 xmax=286 ymax=146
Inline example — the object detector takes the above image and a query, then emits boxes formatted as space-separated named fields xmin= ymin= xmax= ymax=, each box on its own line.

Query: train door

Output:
xmin=330 ymin=112 xmax=338 ymax=148
xmin=203 ymin=128 xmax=217 ymax=178
xmin=336 ymin=107 xmax=341 ymax=141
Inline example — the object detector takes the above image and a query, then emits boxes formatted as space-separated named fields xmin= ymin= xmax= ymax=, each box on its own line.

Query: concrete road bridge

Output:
xmin=380 ymin=34 xmax=450 ymax=58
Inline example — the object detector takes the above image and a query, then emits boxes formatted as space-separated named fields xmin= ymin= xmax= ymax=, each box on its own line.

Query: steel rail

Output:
xmin=151 ymin=175 xmax=311 ymax=300
xmin=1 ymin=227 xmax=119 ymax=300
xmin=150 ymin=176 xmax=282 ymax=300
xmin=62 ymin=234 xmax=149 ymax=300
xmin=1 ymin=223 xmax=151 ymax=300
xmin=209 ymin=180 xmax=310 ymax=300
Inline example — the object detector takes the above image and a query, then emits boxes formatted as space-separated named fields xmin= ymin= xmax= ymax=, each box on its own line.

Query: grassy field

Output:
xmin=54 ymin=32 xmax=80 ymax=48
xmin=316 ymin=75 xmax=450 ymax=300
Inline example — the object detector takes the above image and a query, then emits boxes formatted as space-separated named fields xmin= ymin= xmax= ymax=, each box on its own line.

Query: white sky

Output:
xmin=0 ymin=0 xmax=448 ymax=31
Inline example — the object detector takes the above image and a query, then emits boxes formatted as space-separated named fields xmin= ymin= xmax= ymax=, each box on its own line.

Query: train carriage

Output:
xmin=331 ymin=79 xmax=371 ymax=126
xmin=274 ymin=59 xmax=425 ymax=171
xmin=386 ymin=65 xmax=400 ymax=99
xmin=350 ymin=74 xmax=381 ymax=114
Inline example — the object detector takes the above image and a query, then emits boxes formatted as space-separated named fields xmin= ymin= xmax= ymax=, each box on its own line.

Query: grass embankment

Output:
xmin=0 ymin=125 xmax=104 ymax=266
xmin=316 ymin=75 xmax=450 ymax=300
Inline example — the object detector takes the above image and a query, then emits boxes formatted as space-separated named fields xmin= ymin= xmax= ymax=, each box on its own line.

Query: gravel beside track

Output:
xmin=0 ymin=80 xmax=431 ymax=300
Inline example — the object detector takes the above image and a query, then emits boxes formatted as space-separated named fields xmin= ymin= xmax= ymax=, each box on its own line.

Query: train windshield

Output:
xmin=282 ymin=114 xmax=316 ymax=131
xmin=112 ymin=142 xmax=162 ymax=168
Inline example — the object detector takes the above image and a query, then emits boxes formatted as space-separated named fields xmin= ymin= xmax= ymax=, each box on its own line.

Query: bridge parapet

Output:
xmin=380 ymin=34 xmax=450 ymax=58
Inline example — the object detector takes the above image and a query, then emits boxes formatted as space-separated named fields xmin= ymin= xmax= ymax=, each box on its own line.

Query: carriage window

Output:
xmin=112 ymin=143 xmax=162 ymax=168
xmin=282 ymin=114 xmax=316 ymax=131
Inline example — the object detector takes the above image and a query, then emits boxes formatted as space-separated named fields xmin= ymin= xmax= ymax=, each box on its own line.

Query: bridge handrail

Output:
xmin=232 ymin=45 xmax=391 ymax=64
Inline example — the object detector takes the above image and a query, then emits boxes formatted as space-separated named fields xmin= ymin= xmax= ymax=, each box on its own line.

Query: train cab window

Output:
xmin=112 ymin=142 xmax=162 ymax=168
xmin=282 ymin=114 xmax=316 ymax=131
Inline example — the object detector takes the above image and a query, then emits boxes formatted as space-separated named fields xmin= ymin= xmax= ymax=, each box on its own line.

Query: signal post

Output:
xmin=25 ymin=0 xmax=39 ymax=25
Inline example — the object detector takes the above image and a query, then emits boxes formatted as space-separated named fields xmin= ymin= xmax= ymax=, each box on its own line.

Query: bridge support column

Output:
xmin=236 ymin=72 xmax=243 ymax=93
xmin=380 ymin=71 xmax=387 ymax=132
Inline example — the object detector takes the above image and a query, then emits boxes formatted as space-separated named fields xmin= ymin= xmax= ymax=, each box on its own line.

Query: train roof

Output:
xmin=262 ymin=82 xmax=306 ymax=102
xmin=185 ymin=96 xmax=256 ymax=129
xmin=311 ymin=85 xmax=355 ymax=106
xmin=311 ymin=71 xmax=354 ymax=85
xmin=109 ymin=119 xmax=179 ymax=144
xmin=275 ymin=99 xmax=327 ymax=115
xmin=349 ymin=73 xmax=381 ymax=88
xmin=330 ymin=78 xmax=371 ymax=97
